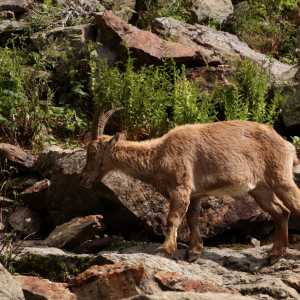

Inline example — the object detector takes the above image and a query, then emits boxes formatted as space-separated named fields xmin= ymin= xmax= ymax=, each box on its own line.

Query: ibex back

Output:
xmin=81 ymin=110 xmax=300 ymax=262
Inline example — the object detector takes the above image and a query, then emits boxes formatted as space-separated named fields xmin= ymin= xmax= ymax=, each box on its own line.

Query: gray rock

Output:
xmin=45 ymin=215 xmax=104 ymax=249
xmin=100 ymin=245 xmax=300 ymax=300
xmin=11 ymin=246 xmax=100 ymax=282
xmin=31 ymin=24 xmax=96 ymax=52
xmin=152 ymin=17 xmax=298 ymax=86
xmin=126 ymin=292 xmax=255 ymax=300
xmin=8 ymin=207 xmax=41 ymax=235
xmin=0 ymin=263 xmax=25 ymax=300
xmin=191 ymin=0 xmax=233 ymax=23
xmin=0 ymin=0 xmax=29 ymax=14
xmin=0 ymin=20 xmax=29 ymax=35
xmin=7 ymin=244 xmax=300 ymax=299
xmin=55 ymin=0 xmax=135 ymax=21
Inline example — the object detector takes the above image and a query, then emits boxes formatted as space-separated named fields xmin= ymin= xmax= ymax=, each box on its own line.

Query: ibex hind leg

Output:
xmin=250 ymin=186 xmax=290 ymax=263
xmin=157 ymin=186 xmax=191 ymax=258
xmin=186 ymin=197 xmax=204 ymax=262
xmin=274 ymin=181 xmax=300 ymax=219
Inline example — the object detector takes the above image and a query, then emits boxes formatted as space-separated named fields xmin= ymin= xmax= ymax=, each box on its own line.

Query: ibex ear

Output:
xmin=110 ymin=132 xmax=126 ymax=146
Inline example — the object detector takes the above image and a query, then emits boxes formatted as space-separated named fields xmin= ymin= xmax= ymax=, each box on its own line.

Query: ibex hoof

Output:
xmin=267 ymin=254 xmax=282 ymax=265
xmin=266 ymin=246 xmax=287 ymax=265
xmin=186 ymin=250 xmax=202 ymax=262
xmin=155 ymin=246 xmax=175 ymax=259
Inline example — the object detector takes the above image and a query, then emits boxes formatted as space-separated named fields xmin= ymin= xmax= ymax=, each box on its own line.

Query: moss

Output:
xmin=11 ymin=253 xmax=94 ymax=282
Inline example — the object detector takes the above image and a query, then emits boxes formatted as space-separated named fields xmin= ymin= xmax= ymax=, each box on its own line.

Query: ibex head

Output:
xmin=80 ymin=108 xmax=124 ymax=188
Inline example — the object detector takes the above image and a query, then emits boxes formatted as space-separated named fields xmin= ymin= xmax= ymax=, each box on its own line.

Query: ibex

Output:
xmin=80 ymin=109 xmax=300 ymax=262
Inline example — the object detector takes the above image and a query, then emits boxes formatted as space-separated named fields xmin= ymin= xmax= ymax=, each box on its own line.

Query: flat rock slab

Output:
xmin=11 ymin=246 xmax=102 ymax=282
xmin=15 ymin=275 xmax=76 ymax=300
xmin=94 ymin=10 xmax=202 ymax=65
xmin=45 ymin=215 xmax=104 ymax=249
xmin=152 ymin=17 xmax=298 ymax=86
xmin=126 ymin=292 xmax=255 ymax=300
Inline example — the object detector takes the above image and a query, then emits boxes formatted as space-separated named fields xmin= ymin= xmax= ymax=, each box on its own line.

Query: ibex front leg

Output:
xmin=158 ymin=186 xmax=191 ymax=257
xmin=186 ymin=197 xmax=203 ymax=262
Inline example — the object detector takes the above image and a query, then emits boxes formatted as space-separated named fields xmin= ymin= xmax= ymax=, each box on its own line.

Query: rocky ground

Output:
xmin=0 ymin=131 xmax=300 ymax=299
xmin=1 ymin=0 xmax=300 ymax=299
xmin=4 ymin=242 xmax=300 ymax=299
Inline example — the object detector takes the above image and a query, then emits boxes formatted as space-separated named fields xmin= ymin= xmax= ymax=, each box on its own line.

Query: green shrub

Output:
xmin=229 ymin=0 xmax=298 ymax=64
xmin=89 ymin=55 xmax=217 ymax=138
xmin=217 ymin=59 xmax=285 ymax=123
xmin=136 ymin=0 xmax=191 ymax=29
xmin=90 ymin=53 xmax=285 ymax=139
xmin=0 ymin=47 xmax=86 ymax=149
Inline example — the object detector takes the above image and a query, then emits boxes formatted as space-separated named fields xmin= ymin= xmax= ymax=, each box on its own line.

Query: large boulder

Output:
xmin=94 ymin=10 xmax=202 ymax=65
xmin=0 ymin=263 xmax=25 ymax=300
xmin=191 ymin=0 xmax=234 ymax=23
xmin=152 ymin=17 xmax=298 ymax=86
xmin=32 ymin=146 xmax=270 ymax=242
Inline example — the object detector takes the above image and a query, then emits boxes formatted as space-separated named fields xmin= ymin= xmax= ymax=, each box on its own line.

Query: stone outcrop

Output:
xmin=191 ymin=0 xmax=234 ymax=23
xmin=0 ymin=263 xmax=25 ymax=300
xmin=152 ymin=17 xmax=298 ymax=86
xmin=94 ymin=10 xmax=202 ymax=65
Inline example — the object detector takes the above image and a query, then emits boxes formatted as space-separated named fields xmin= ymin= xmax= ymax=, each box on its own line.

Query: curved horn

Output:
xmin=93 ymin=107 xmax=123 ymax=140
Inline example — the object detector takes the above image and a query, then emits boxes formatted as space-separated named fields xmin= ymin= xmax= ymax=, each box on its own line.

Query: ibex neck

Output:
xmin=111 ymin=139 xmax=160 ymax=178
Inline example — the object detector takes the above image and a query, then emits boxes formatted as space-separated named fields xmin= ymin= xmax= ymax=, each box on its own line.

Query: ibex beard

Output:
xmin=81 ymin=109 xmax=300 ymax=263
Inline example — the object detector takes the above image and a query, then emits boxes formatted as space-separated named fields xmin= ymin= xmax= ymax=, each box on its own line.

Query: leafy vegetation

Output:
xmin=0 ymin=46 xmax=85 ymax=150
xmin=216 ymin=59 xmax=284 ymax=123
xmin=228 ymin=0 xmax=299 ymax=63
xmin=135 ymin=0 xmax=191 ymax=29
xmin=90 ymin=53 xmax=285 ymax=138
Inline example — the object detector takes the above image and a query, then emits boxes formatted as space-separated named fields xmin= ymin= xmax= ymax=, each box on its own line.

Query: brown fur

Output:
xmin=81 ymin=120 xmax=300 ymax=261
